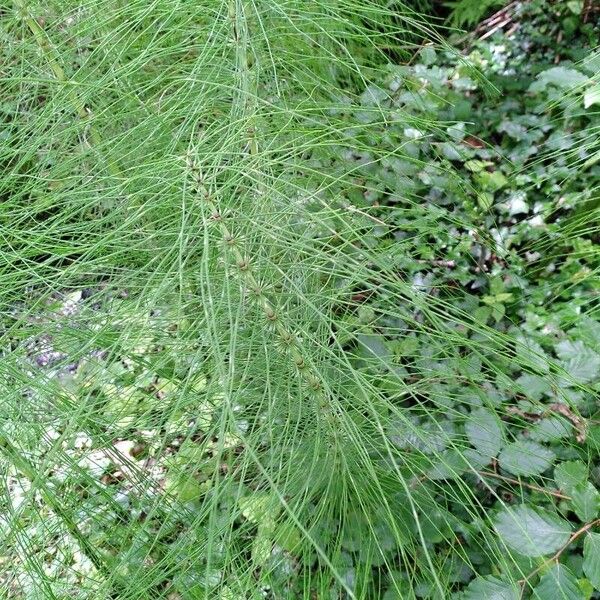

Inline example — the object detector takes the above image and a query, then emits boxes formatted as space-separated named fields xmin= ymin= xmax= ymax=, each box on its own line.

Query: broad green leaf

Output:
xmin=583 ymin=533 xmax=600 ymax=590
xmin=555 ymin=340 xmax=600 ymax=384
xmin=555 ymin=461 xmax=588 ymax=495
xmin=570 ymin=318 xmax=600 ymax=351
xmin=529 ymin=67 xmax=589 ymax=92
xmin=582 ymin=51 xmax=600 ymax=75
xmin=164 ymin=472 xmax=206 ymax=503
xmin=463 ymin=575 xmax=519 ymax=600
xmin=239 ymin=494 xmax=279 ymax=526
xmin=475 ymin=170 xmax=508 ymax=192
xmin=428 ymin=448 xmax=489 ymax=480
xmin=530 ymin=417 xmax=572 ymax=442
xmin=478 ymin=191 xmax=494 ymax=211
xmin=499 ymin=440 xmax=555 ymax=476
xmin=273 ymin=521 xmax=303 ymax=554
xmin=515 ymin=336 xmax=550 ymax=373
xmin=251 ymin=526 xmax=273 ymax=564
xmin=515 ymin=373 xmax=552 ymax=401
xmin=532 ymin=564 xmax=585 ymax=600
xmin=464 ymin=159 xmax=493 ymax=172
xmin=571 ymin=482 xmax=600 ymax=522
xmin=389 ymin=417 xmax=455 ymax=455
xmin=494 ymin=505 xmax=572 ymax=557
xmin=357 ymin=333 xmax=393 ymax=367
xmin=584 ymin=85 xmax=600 ymax=109
xmin=465 ymin=407 xmax=504 ymax=458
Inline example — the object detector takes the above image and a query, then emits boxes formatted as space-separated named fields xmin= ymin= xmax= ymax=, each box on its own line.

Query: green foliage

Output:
xmin=444 ymin=0 xmax=506 ymax=28
xmin=464 ymin=575 xmax=520 ymax=599
xmin=494 ymin=505 xmax=572 ymax=557
xmin=532 ymin=564 xmax=585 ymax=600
xmin=583 ymin=534 xmax=600 ymax=591
xmin=1 ymin=0 xmax=599 ymax=599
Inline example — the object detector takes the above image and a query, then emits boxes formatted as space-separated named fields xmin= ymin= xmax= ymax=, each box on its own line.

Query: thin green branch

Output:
xmin=12 ymin=0 xmax=120 ymax=177
xmin=0 ymin=434 xmax=119 ymax=589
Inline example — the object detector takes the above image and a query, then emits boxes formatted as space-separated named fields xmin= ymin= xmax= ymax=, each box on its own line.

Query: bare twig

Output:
xmin=476 ymin=470 xmax=571 ymax=500
xmin=478 ymin=18 xmax=513 ymax=42
xmin=416 ymin=259 xmax=456 ymax=268
xmin=519 ymin=519 xmax=600 ymax=593
xmin=505 ymin=403 xmax=587 ymax=443
xmin=549 ymin=403 xmax=587 ymax=443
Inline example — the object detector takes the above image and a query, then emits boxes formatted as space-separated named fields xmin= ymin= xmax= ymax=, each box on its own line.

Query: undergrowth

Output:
xmin=0 ymin=0 xmax=599 ymax=598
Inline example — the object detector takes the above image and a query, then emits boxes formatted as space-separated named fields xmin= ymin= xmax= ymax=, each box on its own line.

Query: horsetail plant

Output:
xmin=2 ymin=0 xmax=600 ymax=598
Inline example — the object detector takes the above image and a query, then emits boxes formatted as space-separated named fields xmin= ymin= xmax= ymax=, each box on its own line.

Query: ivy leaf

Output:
xmin=532 ymin=564 xmax=585 ymax=600
xmin=555 ymin=461 xmax=588 ymax=495
xmin=571 ymin=482 xmax=600 ymax=522
xmin=499 ymin=440 xmax=555 ymax=476
xmin=463 ymin=575 xmax=519 ymax=600
xmin=494 ymin=505 xmax=572 ymax=557
xmin=465 ymin=408 xmax=504 ymax=458
xmin=583 ymin=533 xmax=600 ymax=590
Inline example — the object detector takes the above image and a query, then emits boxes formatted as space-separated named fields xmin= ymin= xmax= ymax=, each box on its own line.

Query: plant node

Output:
xmin=237 ymin=259 xmax=250 ymax=272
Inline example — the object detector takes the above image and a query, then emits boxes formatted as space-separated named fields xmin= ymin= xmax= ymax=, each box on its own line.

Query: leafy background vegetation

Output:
xmin=1 ymin=0 xmax=599 ymax=598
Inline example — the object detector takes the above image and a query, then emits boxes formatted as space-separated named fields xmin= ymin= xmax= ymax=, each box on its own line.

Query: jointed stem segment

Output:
xmin=13 ymin=0 xmax=120 ymax=177
xmin=186 ymin=159 xmax=338 ymax=432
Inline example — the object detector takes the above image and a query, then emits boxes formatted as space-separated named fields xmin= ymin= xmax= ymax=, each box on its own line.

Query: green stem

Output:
xmin=187 ymin=161 xmax=336 ymax=425
xmin=0 ymin=434 xmax=115 ymax=584
xmin=13 ymin=0 xmax=119 ymax=177
xmin=186 ymin=1 xmax=338 ymax=431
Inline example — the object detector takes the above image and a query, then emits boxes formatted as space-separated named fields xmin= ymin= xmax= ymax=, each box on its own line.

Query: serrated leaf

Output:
xmin=463 ymin=575 xmax=519 ymax=600
xmin=570 ymin=318 xmax=600 ymax=351
xmin=530 ymin=417 xmax=572 ymax=442
xmin=515 ymin=336 xmax=550 ymax=373
xmin=571 ymin=482 xmax=600 ymax=522
xmin=428 ymin=447 xmax=490 ymax=480
xmin=494 ymin=505 xmax=572 ymax=557
xmin=388 ymin=417 xmax=455 ymax=455
xmin=532 ymin=564 xmax=585 ymax=600
xmin=529 ymin=67 xmax=589 ymax=92
xmin=555 ymin=461 xmax=588 ymax=495
xmin=499 ymin=440 xmax=555 ymax=476
xmin=555 ymin=340 xmax=600 ymax=384
xmin=515 ymin=373 xmax=552 ymax=401
xmin=583 ymin=533 xmax=600 ymax=590
xmin=465 ymin=408 xmax=504 ymax=458
xmin=584 ymin=85 xmax=600 ymax=109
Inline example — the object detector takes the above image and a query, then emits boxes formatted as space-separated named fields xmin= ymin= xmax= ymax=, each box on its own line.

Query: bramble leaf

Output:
xmin=499 ymin=440 xmax=555 ymax=476
xmin=532 ymin=564 xmax=585 ymax=600
xmin=494 ymin=505 xmax=572 ymax=557
xmin=583 ymin=533 xmax=600 ymax=590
